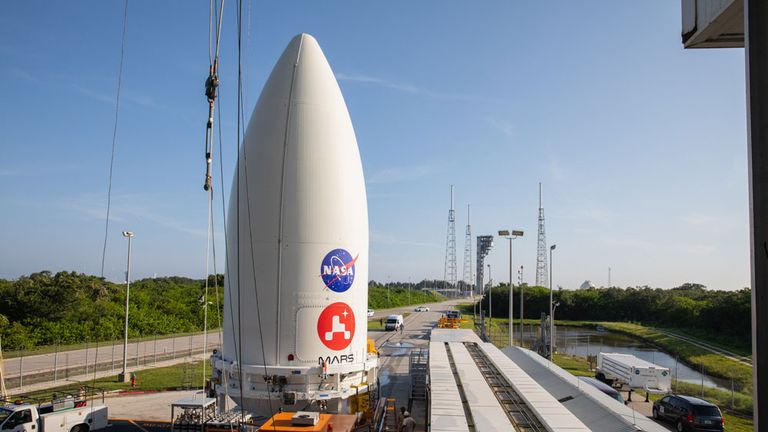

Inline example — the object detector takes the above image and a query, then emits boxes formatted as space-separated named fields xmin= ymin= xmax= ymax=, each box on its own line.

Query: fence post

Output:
xmin=674 ymin=356 xmax=679 ymax=393
xmin=94 ymin=340 xmax=100 ymax=379
xmin=188 ymin=334 xmax=193 ymax=358
xmin=111 ymin=340 xmax=115 ymax=373
xmin=19 ymin=346 xmax=24 ymax=392
xmin=85 ymin=338 xmax=90 ymax=378
xmin=731 ymin=375 xmax=735 ymax=410
xmin=700 ymin=363 xmax=704 ymax=397
xmin=65 ymin=352 xmax=69 ymax=379
xmin=135 ymin=333 xmax=140 ymax=368
xmin=172 ymin=335 xmax=176 ymax=360
xmin=154 ymin=334 xmax=158 ymax=365
xmin=54 ymin=341 xmax=59 ymax=384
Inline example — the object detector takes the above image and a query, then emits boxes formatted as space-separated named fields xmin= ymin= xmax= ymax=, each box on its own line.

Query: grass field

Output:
xmin=21 ymin=361 xmax=206 ymax=400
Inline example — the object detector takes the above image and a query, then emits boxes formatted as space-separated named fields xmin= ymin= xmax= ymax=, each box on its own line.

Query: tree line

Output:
xmin=1 ymin=271 xmax=750 ymax=351
xmin=0 ymin=271 xmax=224 ymax=351
xmin=479 ymin=283 xmax=751 ymax=346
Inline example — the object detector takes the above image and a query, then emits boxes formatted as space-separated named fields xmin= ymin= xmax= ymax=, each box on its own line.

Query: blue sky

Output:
xmin=0 ymin=1 xmax=749 ymax=290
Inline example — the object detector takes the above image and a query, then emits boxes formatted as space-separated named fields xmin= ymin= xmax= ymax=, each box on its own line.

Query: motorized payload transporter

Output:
xmin=210 ymin=33 xmax=377 ymax=416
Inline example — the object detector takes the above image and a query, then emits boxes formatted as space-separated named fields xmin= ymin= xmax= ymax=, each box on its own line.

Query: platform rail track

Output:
xmin=463 ymin=342 xmax=546 ymax=432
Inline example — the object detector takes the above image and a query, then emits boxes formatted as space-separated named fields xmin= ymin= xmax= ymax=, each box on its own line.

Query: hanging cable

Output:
xmin=100 ymin=0 xmax=128 ymax=278
xmin=204 ymin=0 xmax=225 ymax=191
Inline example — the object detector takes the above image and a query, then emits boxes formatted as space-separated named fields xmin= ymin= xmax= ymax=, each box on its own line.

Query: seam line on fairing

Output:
xmin=276 ymin=36 xmax=303 ymax=365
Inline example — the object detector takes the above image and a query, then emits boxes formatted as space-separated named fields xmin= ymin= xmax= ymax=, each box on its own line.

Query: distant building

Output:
xmin=579 ymin=280 xmax=595 ymax=290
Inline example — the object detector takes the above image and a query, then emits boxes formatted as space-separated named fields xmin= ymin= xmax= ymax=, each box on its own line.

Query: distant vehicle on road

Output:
xmin=414 ymin=306 xmax=430 ymax=312
xmin=578 ymin=377 xmax=624 ymax=404
xmin=445 ymin=310 xmax=461 ymax=319
xmin=652 ymin=395 xmax=724 ymax=432
xmin=0 ymin=396 xmax=108 ymax=432
xmin=367 ymin=309 xmax=375 ymax=317
xmin=384 ymin=315 xmax=404 ymax=331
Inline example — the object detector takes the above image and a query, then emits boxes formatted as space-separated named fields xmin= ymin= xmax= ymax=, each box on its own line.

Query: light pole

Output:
xmin=119 ymin=231 xmax=134 ymax=382
xmin=519 ymin=265 xmax=525 ymax=346
xmin=549 ymin=244 xmax=556 ymax=360
xmin=499 ymin=230 xmax=523 ymax=347
xmin=487 ymin=264 xmax=492 ymax=341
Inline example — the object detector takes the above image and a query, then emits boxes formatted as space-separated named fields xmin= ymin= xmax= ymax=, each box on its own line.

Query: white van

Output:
xmin=384 ymin=315 xmax=404 ymax=331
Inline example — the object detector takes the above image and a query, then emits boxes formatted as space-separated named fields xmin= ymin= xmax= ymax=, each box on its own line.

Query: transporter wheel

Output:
xmin=71 ymin=424 xmax=90 ymax=432
xmin=652 ymin=407 xmax=659 ymax=420
xmin=676 ymin=420 xmax=684 ymax=432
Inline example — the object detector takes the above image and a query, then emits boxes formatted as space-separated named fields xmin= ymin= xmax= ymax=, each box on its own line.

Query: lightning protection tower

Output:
xmin=443 ymin=185 xmax=457 ymax=293
xmin=535 ymin=182 xmax=548 ymax=287
xmin=462 ymin=204 xmax=472 ymax=295
xmin=443 ymin=185 xmax=458 ymax=296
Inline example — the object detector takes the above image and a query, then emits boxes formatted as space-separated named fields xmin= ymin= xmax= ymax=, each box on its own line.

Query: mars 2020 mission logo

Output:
xmin=320 ymin=248 xmax=358 ymax=293
xmin=317 ymin=302 xmax=356 ymax=350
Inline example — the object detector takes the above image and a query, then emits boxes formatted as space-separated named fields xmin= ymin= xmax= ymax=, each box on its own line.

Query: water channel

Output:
xmin=507 ymin=324 xmax=735 ymax=392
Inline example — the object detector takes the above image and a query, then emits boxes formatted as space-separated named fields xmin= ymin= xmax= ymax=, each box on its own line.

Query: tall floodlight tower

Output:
xmin=443 ymin=185 xmax=458 ymax=296
xmin=476 ymin=235 xmax=494 ymax=339
xmin=462 ymin=205 xmax=472 ymax=296
xmin=535 ymin=183 xmax=548 ymax=287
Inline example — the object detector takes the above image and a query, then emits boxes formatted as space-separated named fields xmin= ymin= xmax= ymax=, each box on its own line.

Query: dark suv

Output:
xmin=652 ymin=395 xmax=724 ymax=432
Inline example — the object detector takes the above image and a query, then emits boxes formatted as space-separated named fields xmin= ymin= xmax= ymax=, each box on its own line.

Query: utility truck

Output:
xmin=0 ymin=390 xmax=108 ymax=432
xmin=595 ymin=352 xmax=671 ymax=392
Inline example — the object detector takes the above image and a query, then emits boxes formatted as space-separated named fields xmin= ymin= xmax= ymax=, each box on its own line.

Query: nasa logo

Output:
xmin=320 ymin=248 xmax=358 ymax=293
xmin=316 ymin=302 xmax=356 ymax=350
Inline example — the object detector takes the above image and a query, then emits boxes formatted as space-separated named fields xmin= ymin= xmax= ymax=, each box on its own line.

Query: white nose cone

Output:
xmin=215 ymin=34 xmax=375 ymax=413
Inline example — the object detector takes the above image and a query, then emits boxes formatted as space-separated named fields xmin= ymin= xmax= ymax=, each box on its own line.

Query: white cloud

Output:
xmin=59 ymin=193 xmax=207 ymax=238
xmin=487 ymin=117 xmax=517 ymax=139
xmin=371 ymin=231 xmax=435 ymax=247
xmin=367 ymin=164 xmax=436 ymax=185
xmin=336 ymin=72 xmax=480 ymax=102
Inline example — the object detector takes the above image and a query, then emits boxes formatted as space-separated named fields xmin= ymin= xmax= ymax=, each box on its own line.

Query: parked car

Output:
xmin=367 ymin=309 xmax=375 ymax=317
xmin=652 ymin=395 xmax=724 ymax=432
xmin=414 ymin=306 xmax=430 ymax=312
xmin=578 ymin=376 xmax=624 ymax=404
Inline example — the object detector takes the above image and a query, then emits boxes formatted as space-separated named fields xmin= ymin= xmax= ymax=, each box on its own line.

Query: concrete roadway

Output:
xmin=5 ymin=296 xmax=463 ymax=383
xmin=369 ymin=299 xmax=467 ymax=430
xmin=4 ymin=333 xmax=222 ymax=383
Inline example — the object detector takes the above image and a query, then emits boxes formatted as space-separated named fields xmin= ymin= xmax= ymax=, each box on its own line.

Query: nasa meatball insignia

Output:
xmin=320 ymin=248 xmax=358 ymax=292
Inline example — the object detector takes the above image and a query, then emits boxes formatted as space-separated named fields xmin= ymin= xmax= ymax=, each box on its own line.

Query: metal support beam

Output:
xmin=746 ymin=0 xmax=768 ymax=427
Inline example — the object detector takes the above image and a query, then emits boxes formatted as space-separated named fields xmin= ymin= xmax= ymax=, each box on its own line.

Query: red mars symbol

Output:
xmin=317 ymin=302 xmax=356 ymax=350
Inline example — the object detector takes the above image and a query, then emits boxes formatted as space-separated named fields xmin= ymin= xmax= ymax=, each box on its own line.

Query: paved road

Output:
xmin=106 ymin=390 xmax=203 ymax=421
xmin=370 ymin=298 xmax=466 ymax=430
xmin=4 ymin=332 xmax=221 ymax=381
xmin=368 ymin=297 xmax=469 ymax=319
xmin=654 ymin=329 xmax=752 ymax=366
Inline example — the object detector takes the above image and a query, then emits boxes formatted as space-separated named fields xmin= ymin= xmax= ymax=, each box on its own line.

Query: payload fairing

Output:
xmin=210 ymin=34 xmax=377 ymax=414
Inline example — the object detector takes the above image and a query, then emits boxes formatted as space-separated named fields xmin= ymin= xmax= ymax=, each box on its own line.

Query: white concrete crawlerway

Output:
xmin=429 ymin=329 xmax=590 ymax=432
xmin=502 ymin=346 xmax=670 ymax=432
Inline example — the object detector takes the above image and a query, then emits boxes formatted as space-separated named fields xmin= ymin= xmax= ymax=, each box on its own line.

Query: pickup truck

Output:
xmin=0 ymin=401 xmax=108 ymax=432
